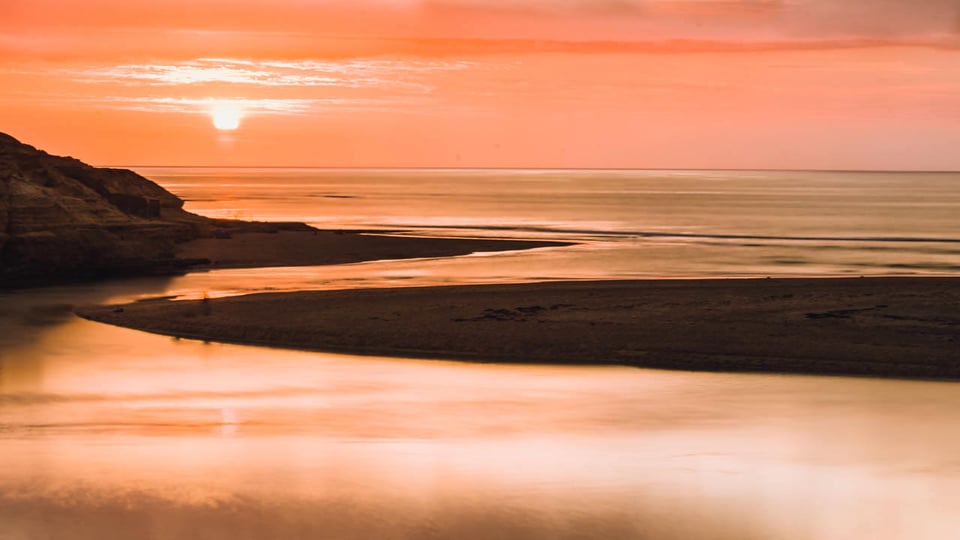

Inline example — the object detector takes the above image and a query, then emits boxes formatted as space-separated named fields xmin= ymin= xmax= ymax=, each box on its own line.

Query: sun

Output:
xmin=210 ymin=101 xmax=243 ymax=130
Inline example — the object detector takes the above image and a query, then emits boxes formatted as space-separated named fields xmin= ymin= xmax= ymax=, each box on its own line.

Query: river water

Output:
xmin=1 ymin=169 xmax=959 ymax=539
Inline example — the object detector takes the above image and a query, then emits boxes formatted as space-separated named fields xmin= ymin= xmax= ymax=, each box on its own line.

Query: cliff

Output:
xmin=0 ymin=132 xmax=216 ymax=284
xmin=0 ymin=132 xmax=555 ymax=287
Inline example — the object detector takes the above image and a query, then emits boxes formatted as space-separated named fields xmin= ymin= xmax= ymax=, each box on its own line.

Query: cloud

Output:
xmin=107 ymin=97 xmax=319 ymax=114
xmin=781 ymin=0 xmax=960 ymax=39
xmin=81 ymin=95 xmax=444 ymax=118
xmin=37 ymin=56 xmax=476 ymax=118
xmin=67 ymin=58 xmax=471 ymax=91
xmin=422 ymin=0 xmax=647 ymax=15
xmin=2 ymin=0 xmax=958 ymax=62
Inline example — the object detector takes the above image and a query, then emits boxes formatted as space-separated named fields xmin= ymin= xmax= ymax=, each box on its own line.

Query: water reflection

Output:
xmin=2 ymin=206 xmax=960 ymax=539
xmin=2 ymin=278 xmax=960 ymax=538
xmin=0 ymin=277 xmax=174 ymax=346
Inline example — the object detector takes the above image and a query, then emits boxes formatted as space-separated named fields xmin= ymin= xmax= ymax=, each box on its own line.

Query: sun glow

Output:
xmin=210 ymin=101 xmax=243 ymax=130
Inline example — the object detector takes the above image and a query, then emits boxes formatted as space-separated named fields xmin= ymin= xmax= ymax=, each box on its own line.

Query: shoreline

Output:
xmin=176 ymin=229 xmax=571 ymax=270
xmin=78 ymin=277 xmax=960 ymax=381
xmin=1 ymin=230 xmax=569 ymax=290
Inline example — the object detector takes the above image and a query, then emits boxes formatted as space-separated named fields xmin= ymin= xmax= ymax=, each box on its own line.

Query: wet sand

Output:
xmin=79 ymin=277 xmax=960 ymax=380
xmin=177 ymin=230 xmax=569 ymax=269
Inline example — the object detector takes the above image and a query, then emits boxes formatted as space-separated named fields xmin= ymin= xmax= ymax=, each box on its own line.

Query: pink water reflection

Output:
xmin=2 ymin=295 xmax=959 ymax=539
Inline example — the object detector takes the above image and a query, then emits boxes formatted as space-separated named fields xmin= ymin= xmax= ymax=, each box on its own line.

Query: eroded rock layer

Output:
xmin=0 ymin=132 xmax=209 ymax=283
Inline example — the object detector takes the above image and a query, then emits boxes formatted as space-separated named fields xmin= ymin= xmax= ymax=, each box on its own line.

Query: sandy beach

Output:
xmin=79 ymin=277 xmax=960 ymax=380
xmin=177 ymin=230 xmax=569 ymax=269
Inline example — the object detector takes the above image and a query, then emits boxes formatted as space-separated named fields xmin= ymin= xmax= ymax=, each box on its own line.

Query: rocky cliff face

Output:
xmin=0 ymin=132 xmax=211 ymax=284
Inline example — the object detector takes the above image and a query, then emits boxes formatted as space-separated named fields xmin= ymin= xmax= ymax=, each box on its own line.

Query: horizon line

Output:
xmin=109 ymin=165 xmax=960 ymax=174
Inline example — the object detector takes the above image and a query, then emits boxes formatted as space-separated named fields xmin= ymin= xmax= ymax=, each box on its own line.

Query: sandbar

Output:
xmin=78 ymin=277 xmax=960 ymax=380
xmin=177 ymin=230 xmax=568 ymax=269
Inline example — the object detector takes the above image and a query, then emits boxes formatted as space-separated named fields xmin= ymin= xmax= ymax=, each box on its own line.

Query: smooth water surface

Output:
xmin=154 ymin=168 xmax=960 ymax=277
xmin=2 ymin=169 xmax=959 ymax=539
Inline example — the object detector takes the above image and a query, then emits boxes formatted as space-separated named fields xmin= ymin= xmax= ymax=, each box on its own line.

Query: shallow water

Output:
xmin=153 ymin=168 xmax=960 ymax=277
xmin=2 ymin=169 xmax=959 ymax=539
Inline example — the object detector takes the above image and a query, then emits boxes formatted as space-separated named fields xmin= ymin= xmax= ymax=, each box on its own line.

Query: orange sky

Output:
xmin=2 ymin=0 xmax=959 ymax=169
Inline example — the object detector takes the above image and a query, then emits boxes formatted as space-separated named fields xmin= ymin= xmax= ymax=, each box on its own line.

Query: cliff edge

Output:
xmin=1 ymin=132 xmax=226 ymax=284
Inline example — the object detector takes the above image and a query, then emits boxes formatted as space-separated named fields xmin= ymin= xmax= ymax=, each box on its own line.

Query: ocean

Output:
xmin=0 ymin=168 xmax=958 ymax=539
xmin=153 ymin=167 xmax=960 ymax=280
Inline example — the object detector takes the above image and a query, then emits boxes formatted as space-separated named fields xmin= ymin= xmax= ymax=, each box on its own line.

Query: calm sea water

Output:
xmin=1 ymin=169 xmax=959 ymax=539
xmin=148 ymin=168 xmax=960 ymax=287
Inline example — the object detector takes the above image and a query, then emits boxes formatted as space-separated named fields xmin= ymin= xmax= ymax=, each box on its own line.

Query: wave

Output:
xmin=384 ymin=224 xmax=960 ymax=245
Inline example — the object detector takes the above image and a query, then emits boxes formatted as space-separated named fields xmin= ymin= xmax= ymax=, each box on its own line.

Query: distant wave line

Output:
xmin=383 ymin=224 xmax=960 ymax=244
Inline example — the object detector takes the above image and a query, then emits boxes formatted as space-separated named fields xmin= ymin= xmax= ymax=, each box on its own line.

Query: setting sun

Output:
xmin=211 ymin=101 xmax=243 ymax=130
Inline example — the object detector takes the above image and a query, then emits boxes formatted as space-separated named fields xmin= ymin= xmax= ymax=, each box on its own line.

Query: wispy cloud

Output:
xmin=84 ymin=92 xmax=470 ymax=120
xmin=106 ymin=97 xmax=318 ymax=114
xmin=91 ymin=95 xmax=445 ymax=116
xmin=41 ymin=57 xmax=477 ymax=119
xmin=69 ymin=58 xmax=471 ymax=90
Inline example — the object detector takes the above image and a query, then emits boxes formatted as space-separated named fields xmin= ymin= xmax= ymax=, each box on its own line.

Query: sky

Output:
xmin=1 ymin=0 xmax=959 ymax=169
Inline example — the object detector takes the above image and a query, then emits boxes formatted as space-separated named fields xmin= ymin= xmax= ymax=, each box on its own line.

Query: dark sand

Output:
xmin=79 ymin=277 xmax=960 ymax=380
xmin=177 ymin=230 xmax=568 ymax=269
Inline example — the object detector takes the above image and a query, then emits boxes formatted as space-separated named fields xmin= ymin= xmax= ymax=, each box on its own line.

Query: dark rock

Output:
xmin=0 ymin=132 xmax=216 ymax=285
xmin=108 ymin=193 xmax=162 ymax=218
